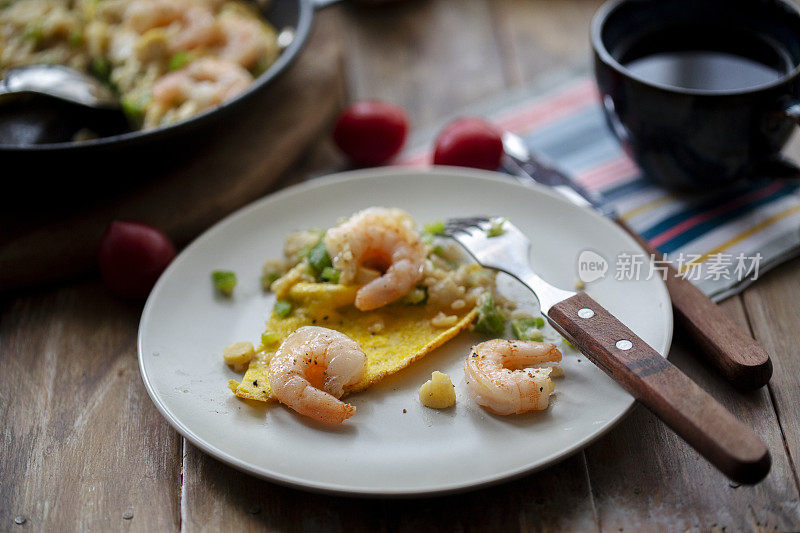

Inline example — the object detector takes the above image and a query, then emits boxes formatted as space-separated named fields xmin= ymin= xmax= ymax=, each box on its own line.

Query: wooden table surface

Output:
xmin=3 ymin=1 xmax=800 ymax=531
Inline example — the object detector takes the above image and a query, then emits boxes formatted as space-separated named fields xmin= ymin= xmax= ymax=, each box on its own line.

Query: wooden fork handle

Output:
xmin=547 ymin=292 xmax=771 ymax=484
xmin=618 ymin=221 xmax=772 ymax=389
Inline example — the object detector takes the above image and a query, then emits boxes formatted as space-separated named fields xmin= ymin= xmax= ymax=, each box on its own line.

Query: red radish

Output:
xmin=433 ymin=117 xmax=504 ymax=170
xmin=333 ymin=101 xmax=409 ymax=166
xmin=98 ymin=221 xmax=176 ymax=299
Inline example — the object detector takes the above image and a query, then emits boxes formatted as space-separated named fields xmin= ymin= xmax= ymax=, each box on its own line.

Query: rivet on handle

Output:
xmin=577 ymin=308 xmax=595 ymax=319
xmin=616 ymin=339 xmax=633 ymax=350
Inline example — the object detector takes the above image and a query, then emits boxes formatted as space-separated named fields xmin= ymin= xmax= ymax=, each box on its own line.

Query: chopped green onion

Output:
xmin=422 ymin=221 xmax=447 ymax=255
xmin=320 ymin=267 xmax=340 ymax=283
xmin=297 ymin=244 xmax=313 ymax=260
xmin=274 ymin=300 xmax=292 ymax=317
xmin=422 ymin=221 xmax=446 ymax=254
xmin=23 ymin=23 xmax=43 ymax=42
xmin=252 ymin=55 xmax=272 ymax=77
xmin=486 ymin=218 xmax=507 ymax=237
xmin=423 ymin=237 xmax=446 ymax=257
xmin=121 ymin=94 xmax=148 ymax=123
xmin=261 ymin=271 xmax=280 ymax=291
xmin=511 ymin=316 xmax=545 ymax=341
xmin=211 ymin=270 xmax=236 ymax=296
xmin=261 ymin=331 xmax=281 ymax=346
xmin=513 ymin=315 xmax=545 ymax=330
xmin=401 ymin=286 xmax=427 ymax=305
xmin=307 ymin=238 xmax=332 ymax=277
xmin=424 ymin=221 xmax=445 ymax=235
xmin=168 ymin=51 xmax=190 ymax=71
xmin=68 ymin=30 xmax=83 ymax=47
xmin=90 ymin=57 xmax=111 ymax=82
xmin=473 ymin=292 xmax=507 ymax=335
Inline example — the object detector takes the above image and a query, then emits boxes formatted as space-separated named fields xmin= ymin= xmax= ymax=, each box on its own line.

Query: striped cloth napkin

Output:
xmin=398 ymin=76 xmax=800 ymax=301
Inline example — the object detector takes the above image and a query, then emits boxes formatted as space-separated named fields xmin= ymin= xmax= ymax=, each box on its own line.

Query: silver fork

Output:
xmin=443 ymin=216 xmax=769 ymax=484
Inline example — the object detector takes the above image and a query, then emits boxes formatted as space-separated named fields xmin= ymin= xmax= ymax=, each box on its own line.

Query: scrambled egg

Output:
xmin=418 ymin=371 xmax=456 ymax=409
xmin=230 ymin=283 xmax=477 ymax=402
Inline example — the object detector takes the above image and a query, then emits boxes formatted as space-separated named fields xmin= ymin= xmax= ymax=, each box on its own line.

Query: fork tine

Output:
xmin=442 ymin=216 xmax=492 ymax=235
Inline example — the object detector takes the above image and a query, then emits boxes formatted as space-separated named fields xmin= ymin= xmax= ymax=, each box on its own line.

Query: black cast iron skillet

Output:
xmin=0 ymin=0 xmax=316 ymax=189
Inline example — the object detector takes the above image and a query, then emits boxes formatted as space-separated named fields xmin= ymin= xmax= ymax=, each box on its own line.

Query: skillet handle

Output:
xmin=547 ymin=292 xmax=770 ymax=484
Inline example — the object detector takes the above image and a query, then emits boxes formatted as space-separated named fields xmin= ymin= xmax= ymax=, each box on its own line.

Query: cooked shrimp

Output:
xmin=124 ymin=0 xmax=221 ymax=53
xmin=268 ymin=326 xmax=367 ymax=424
xmin=217 ymin=10 xmax=274 ymax=69
xmin=151 ymin=57 xmax=252 ymax=109
xmin=464 ymin=339 xmax=562 ymax=415
xmin=324 ymin=207 xmax=426 ymax=311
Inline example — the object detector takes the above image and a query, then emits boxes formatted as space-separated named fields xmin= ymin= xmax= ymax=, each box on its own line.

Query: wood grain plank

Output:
xmin=382 ymin=454 xmax=598 ymax=533
xmin=181 ymin=441 xmax=389 ymax=532
xmin=584 ymin=297 xmax=800 ymax=531
xmin=490 ymin=0 xmax=603 ymax=86
xmin=181 ymin=440 xmax=597 ymax=533
xmin=743 ymin=257 xmax=800 ymax=490
xmin=335 ymin=0 xmax=507 ymax=128
xmin=0 ymin=284 xmax=181 ymax=531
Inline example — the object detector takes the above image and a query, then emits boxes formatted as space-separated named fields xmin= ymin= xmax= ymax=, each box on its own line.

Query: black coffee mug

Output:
xmin=592 ymin=0 xmax=800 ymax=190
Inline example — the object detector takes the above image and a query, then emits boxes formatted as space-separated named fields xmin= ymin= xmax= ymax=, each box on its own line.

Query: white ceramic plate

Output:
xmin=139 ymin=168 xmax=672 ymax=496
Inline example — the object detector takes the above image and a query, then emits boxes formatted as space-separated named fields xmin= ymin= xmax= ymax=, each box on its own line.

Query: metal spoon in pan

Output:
xmin=0 ymin=64 xmax=120 ymax=110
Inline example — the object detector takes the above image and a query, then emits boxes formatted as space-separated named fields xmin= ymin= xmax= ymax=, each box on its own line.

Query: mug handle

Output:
xmin=752 ymin=156 xmax=800 ymax=179
xmin=785 ymin=101 xmax=800 ymax=122
xmin=749 ymin=102 xmax=800 ymax=180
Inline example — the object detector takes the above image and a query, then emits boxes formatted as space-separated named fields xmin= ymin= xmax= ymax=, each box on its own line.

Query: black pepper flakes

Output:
xmin=253 ymin=380 xmax=258 ymax=387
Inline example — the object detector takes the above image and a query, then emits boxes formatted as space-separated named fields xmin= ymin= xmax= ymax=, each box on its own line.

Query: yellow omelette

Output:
xmin=229 ymin=282 xmax=477 ymax=402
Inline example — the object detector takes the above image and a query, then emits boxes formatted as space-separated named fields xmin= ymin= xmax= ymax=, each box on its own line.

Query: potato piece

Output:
xmin=418 ymin=371 xmax=456 ymax=409
xmin=223 ymin=341 xmax=255 ymax=372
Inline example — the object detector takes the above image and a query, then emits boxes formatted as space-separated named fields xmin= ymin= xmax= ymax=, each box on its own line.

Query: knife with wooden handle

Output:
xmin=502 ymin=131 xmax=772 ymax=389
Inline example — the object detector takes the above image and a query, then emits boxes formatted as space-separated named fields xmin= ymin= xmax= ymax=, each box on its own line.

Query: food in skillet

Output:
xmin=224 ymin=207 xmax=564 ymax=423
xmin=0 ymin=0 xmax=280 ymax=129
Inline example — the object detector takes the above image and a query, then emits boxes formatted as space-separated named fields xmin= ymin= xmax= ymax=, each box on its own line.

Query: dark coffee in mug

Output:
xmin=592 ymin=0 xmax=800 ymax=189
xmin=618 ymin=25 xmax=792 ymax=92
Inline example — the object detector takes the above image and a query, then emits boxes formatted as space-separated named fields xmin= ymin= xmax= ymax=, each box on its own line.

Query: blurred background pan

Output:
xmin=0 ymin=0 xmax=316 ymax=196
